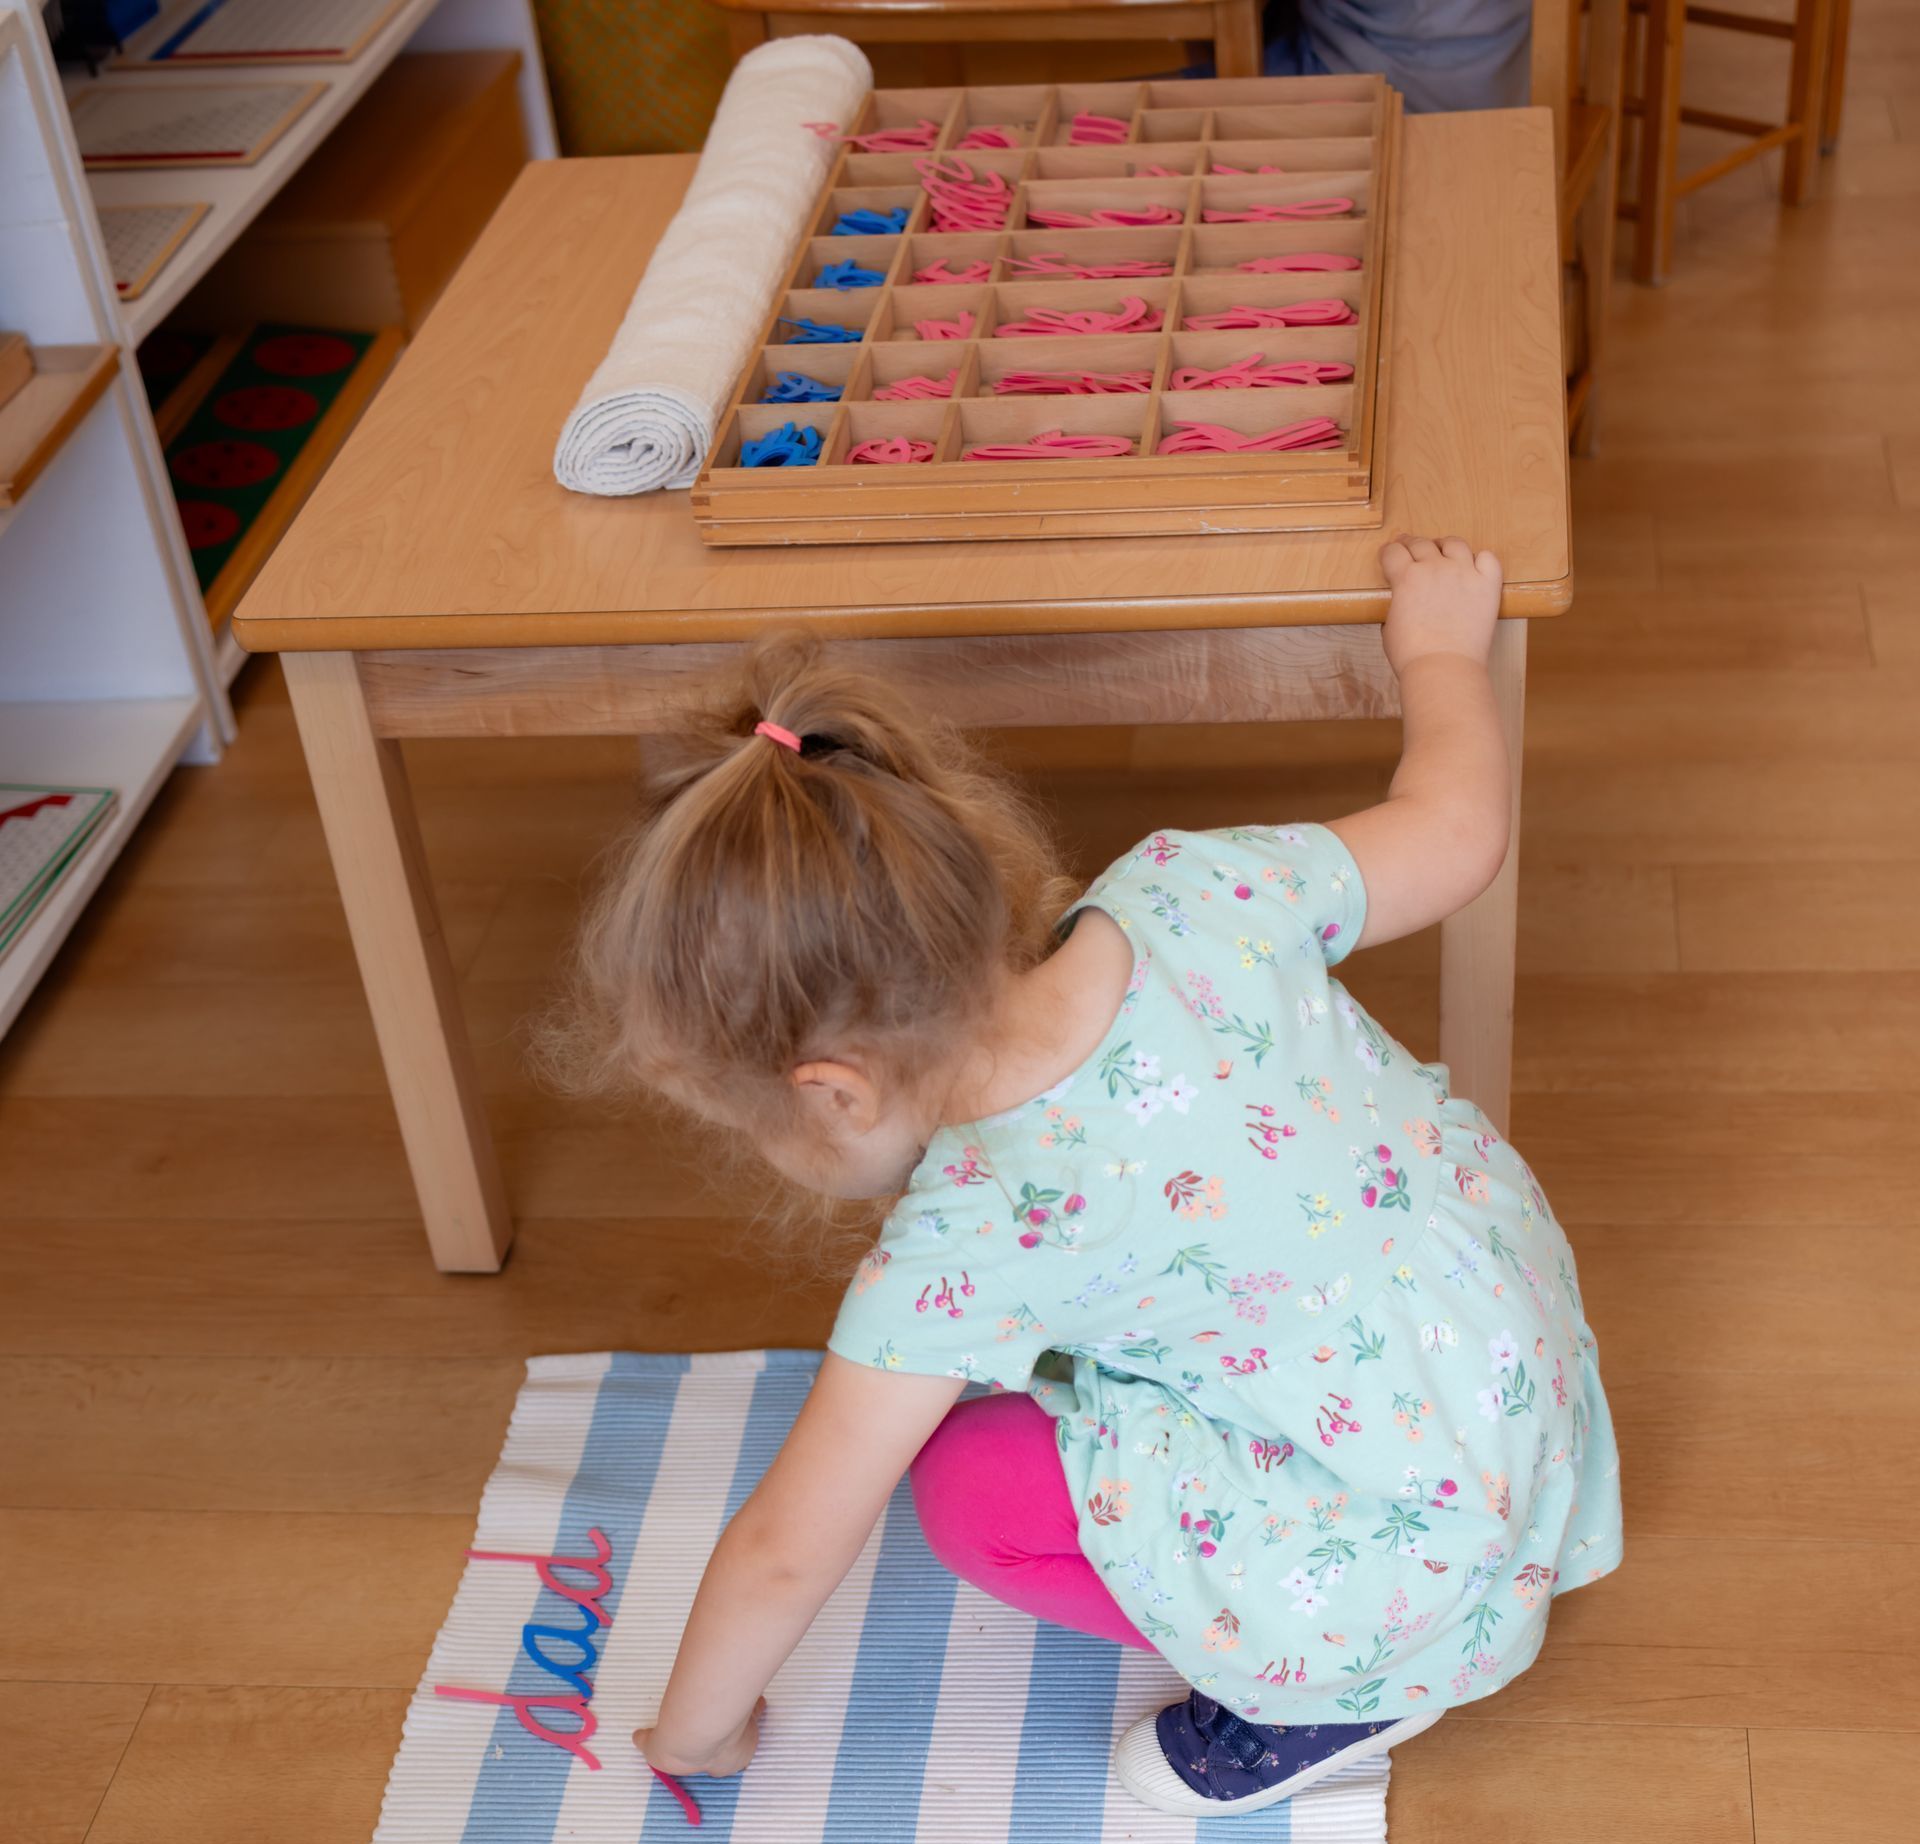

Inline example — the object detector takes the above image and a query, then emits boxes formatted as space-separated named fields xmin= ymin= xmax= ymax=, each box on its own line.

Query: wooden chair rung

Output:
xmin=1670 ymin=119 xmax=1801 ymax=195
xmin=1559 ymin=101 xmax=1613 ymax=243
xmin=1564 ymin=365 xmax=1593 ymax=431
xmin=1685 ymin=5 xmax=1795 ymax=38
xmin=1678 ymin=104 xmax=1782 ymax=137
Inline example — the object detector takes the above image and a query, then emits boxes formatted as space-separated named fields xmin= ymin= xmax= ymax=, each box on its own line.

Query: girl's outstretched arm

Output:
xmin=1330 ymin=534 xmax=1510 ymax=949
xmin=636 ymin=1353 xmax=964 ymax=1778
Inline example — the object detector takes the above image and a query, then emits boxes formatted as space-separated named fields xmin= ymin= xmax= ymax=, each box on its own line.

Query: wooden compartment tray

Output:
xmin=693 ymin=74 xmax=1401 ymax=547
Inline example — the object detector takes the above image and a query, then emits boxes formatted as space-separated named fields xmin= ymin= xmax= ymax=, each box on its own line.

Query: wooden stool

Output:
xmin=1533 ymin=0 xmax=1628 ymax=455
xmin=1625 ymin=0 xmax=1844 ymax=285
xmin=710 ymin=0 xmax=1266 ymax=82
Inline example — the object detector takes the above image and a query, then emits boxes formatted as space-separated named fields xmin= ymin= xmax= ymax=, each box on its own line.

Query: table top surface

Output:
xmin=235 ymin=108 xmax=1568 ymax=655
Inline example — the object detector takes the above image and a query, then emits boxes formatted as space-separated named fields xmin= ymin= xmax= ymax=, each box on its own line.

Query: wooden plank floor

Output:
xmin=4 ymin=14 xmax=1918 ymax=1840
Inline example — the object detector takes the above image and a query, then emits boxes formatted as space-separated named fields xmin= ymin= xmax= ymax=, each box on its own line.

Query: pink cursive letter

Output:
xmin=433 ymin=1685 xmax=603 ymax=1770
xmin=467 ymin=1526 xmax=614 ymax=1627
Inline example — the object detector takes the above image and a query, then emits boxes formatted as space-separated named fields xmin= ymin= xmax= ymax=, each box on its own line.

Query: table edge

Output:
xmin=234 ymin=573 xmax=1571 ymax=654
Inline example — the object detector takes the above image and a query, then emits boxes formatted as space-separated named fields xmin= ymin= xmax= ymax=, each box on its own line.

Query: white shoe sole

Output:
xmin=1113 ymin=1706 xmax=1443 ymax=1817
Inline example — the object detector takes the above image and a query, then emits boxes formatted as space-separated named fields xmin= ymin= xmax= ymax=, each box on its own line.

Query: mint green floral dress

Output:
xmin=829 ymin=825 xmax=1623 ymax=1723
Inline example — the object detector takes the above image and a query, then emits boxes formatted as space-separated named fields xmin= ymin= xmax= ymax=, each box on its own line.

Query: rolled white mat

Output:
xmin=552 ymin=35 xmax=873 ymax=496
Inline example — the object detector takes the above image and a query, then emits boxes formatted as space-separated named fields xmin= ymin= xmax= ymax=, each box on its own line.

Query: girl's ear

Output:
xmin=790 ymin=1060 xmax=882 ymax=1139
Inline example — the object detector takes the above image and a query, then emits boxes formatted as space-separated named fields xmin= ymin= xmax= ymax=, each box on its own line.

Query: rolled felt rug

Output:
xmin=552 ymin=35 xmax=872 ymax=496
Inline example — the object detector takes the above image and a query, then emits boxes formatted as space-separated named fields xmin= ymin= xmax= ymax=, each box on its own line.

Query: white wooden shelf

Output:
xmin=0 ymin=691 xmax=205 ymax=1034
xmin=0 ymin=0 xmax=553 ymax=1041
xmin=0 ymin=340 xmax=116 ymax=511
xmin=2 ymin=5 xmax=223 ymax=1052
xmin=74 ymin=0 xmax=557 ymax=341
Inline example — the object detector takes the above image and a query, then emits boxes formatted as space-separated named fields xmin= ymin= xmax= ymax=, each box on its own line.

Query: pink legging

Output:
xmin=909 ymin=1391 xmax=1154 ymax=1649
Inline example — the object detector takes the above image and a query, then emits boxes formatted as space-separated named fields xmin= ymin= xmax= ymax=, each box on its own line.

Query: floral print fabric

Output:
xmin=828 ymin=825 xmax=1623 ymax=1721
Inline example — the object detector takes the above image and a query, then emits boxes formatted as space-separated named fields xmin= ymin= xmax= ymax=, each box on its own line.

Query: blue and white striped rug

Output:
xmin=376 ymin=1351 xmax=1390 ymax=1843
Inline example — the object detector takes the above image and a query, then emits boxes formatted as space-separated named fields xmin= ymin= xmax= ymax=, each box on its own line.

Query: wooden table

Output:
xmin=235 ymin=108 xmax=1569 ymax=1273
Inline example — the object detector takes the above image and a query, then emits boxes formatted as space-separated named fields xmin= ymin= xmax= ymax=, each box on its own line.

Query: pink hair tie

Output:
xmin=957 ymin=125 xmax=1020 ymax=150
xmin=1237 ymin=252 xmax=1364 ymax=273
xmin=1182 ymin=299 xmax=1357 ymax=331
xmin=872 ymin=369 xmax=957 ymax=401
xmin=1202 ymin=197 xmax=1354 ymax=223
xmin=964 ymin=430 xmax=1135 ymax=461
xmin=1156 ymin=416 xmax=1344 ymax=455
xmin=848 ymin=437 xmax=937 ymax=464
xmin=754 ymin=720 xmax=802 ymax=751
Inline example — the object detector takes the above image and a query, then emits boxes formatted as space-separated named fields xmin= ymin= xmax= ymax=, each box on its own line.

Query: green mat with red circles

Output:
xmin=155 ymin=325 xmax=375 ymax=591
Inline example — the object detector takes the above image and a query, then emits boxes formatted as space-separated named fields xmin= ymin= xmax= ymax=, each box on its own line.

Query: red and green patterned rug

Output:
xmin=159 ymin=325 xmax=376 ymax=591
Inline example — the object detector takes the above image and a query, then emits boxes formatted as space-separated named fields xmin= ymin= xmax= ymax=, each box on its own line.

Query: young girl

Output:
xmin=554 ymin=535 xmax=1622 ymax=1817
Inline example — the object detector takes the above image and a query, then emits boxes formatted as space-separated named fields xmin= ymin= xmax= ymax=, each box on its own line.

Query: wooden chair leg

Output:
xmin=1776 ymin=0 xmax=1833 ymax=205
xmin=1575 ymin=0 xmax=1628 ymax=454
xmin=1633 ymin=0 xmax=1685 ymax=285
xmin=1438 ymin=621 xmax=1526 ymax=1137
xmin=1214 ymin=0 xmax=1263 ymax=79
xmin=1821 ymin=0 xmax=1852 ymax=151
xmin=1530 ymin=0 xmax=1573 ymax=176
xmin=284 ymin=650 xmax=514 ymax=1273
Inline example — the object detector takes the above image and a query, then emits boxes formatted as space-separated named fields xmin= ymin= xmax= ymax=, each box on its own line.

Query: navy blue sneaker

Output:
xmin=1113 ymin=1690 xmax=1440 ymax=1815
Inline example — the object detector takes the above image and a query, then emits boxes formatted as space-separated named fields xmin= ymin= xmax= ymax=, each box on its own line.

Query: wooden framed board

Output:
xmin=693 ymin=75 xmax=1401 ymax=546
xmin=0 ymin=787 xmax=118 ymax=964
xmin=118 ymin=0 xmax=410 ymax=66
xmin=98 ymin=202 xmax=211 ymax=297
xmin=71 ymin=82 xmax=324 ymax=168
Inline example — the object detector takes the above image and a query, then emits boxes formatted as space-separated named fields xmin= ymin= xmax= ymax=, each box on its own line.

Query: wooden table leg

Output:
xmin=1438 ymin=620 xmax=1527 ymax=1136
xmin=284 ymin=650 xmax=513 ymax=1273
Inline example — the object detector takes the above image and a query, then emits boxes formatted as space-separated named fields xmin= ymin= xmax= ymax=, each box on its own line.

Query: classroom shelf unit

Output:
xmin=0 ymin=0 xmax=555 ymax=1039
xmin=79 ymin=0 xmax=556 ymax=351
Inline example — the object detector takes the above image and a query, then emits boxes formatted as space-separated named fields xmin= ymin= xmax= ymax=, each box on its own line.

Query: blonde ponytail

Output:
xmin=537 ymin=632 xmax=1076 ymax=1135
